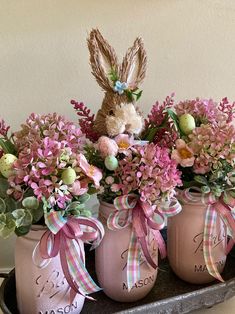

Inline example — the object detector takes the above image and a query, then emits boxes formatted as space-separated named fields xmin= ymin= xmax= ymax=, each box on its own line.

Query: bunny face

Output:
xmin=88 ymin=29 xmax=147 ymax=137
xmin=106 ymin=103 xmax=143 ymax=137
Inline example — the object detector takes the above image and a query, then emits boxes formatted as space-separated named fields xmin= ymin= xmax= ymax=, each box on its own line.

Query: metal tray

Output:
xmin=1 ymin=232 xmax=235 ymax=314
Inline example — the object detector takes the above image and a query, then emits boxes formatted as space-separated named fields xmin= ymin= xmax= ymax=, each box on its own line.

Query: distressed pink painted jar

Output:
xmin=95 ymin=201 xmax=158 ymax=302
xmin=167 ymin=193 xmax=227 ymax=284
xmin=15 ymin=226 xmax=85 ymax=314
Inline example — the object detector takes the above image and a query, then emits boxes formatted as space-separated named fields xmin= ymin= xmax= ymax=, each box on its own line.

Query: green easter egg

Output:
xmin=0 ymin=154 xmax=17 ymax=178
xmin=104 ymin=156 xmax=118 ymax=171
xmin=179 ymin=113 xmax=196 ymax=135
xmin=61 ymin=168 xmax=76 ymax=185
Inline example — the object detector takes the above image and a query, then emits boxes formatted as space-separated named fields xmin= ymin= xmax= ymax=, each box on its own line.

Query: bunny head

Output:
xmin=87 ymin=29 xmax=147 ymax=137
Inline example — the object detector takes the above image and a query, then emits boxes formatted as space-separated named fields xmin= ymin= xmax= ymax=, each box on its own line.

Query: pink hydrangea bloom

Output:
xmin=97 ymin=136 xmax=118 ymax=158
xmin=14 ymin=112 xmax=85 ymax=152
xmin=175 ymin=98 xmax=224 ymax=125
xmin=171 ymin=139 xmax=195 ymax=167
xmin=8 ymin=113 xmax=102 ymax=209
xmin=188 ymin=122 xmax=235 ymax=174
xmin=114 ymin=143 xmax=182 ymax=206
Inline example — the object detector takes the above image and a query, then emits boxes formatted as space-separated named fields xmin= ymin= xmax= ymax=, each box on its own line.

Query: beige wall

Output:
xmin=0 ymin=0 xmax=235 ymax=268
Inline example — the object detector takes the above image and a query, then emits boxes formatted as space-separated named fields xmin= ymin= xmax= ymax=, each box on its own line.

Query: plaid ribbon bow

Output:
xmin=181 ymin=188 xmax=235 ymax=282
xmin=39 ymin=211 xmax=104 ymax=302
xmin=107 ymin=194 xmax=182 ymax=290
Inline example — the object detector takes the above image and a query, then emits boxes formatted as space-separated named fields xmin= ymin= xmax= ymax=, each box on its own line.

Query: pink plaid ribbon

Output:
xmin=181 ymin=188 xmax=235 ymax=282
xmin=39 ymin=211 xmax=104 ymax=302
xmin=107 ymin=194 xmax=181 ymax=290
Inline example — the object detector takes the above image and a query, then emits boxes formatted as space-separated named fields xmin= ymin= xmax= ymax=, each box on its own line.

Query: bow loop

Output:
xmin=45 ymin=211 xmax=67 ymax=234
xmin=108 ymin=194 xmax=173 ymax=290
xmin=159 ymin=197 xmax=182 ymax=217
xmin=39 ymin=212 xmax=104 ymax=301
xmin=114 ymin=193 xmax=138 ymax=210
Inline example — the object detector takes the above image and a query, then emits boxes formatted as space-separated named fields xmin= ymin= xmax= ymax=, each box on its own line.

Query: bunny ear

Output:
xmin=87 ymin=29 xmax=119 ymax=92
xmin=120 ymin=37 xmax=147 ymax=90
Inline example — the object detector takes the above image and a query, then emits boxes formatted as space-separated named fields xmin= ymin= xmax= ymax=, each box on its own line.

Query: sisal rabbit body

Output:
xmin=87 ymin=29 xmax=147 ymax=137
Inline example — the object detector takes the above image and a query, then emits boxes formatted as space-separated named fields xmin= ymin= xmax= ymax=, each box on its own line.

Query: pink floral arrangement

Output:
xmin=85 ymin=134 xmax=182 ymax=206
xmin=143 ymin=95 xmax=235 ymax=197
xmin=114 ymin=142 xmax=182 ymax=205
xmin=0 ymin=113 xmax=102 ymax=237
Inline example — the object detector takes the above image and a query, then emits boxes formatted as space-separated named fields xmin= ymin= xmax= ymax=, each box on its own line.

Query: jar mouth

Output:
xmin=99 ymin=200 xmax=115 ymax=208
xmin=30 ymin=224 xmax=47 ymax=231
xmin=176 ymin=188 xmax=209 ymax=205
xmin=98 ymin=200 xmax=116 ymax=219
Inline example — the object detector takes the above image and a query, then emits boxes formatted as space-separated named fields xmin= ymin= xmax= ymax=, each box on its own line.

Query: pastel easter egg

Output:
xmin=179 ymin=113 xmax=196 ymax=135
xmin=61 ymin=168 xmax=76 ymax=185
xmin=104 ymin=156 xmax=118 ymax=171
xmin=0 ymin=154 xmax=17 ymax=178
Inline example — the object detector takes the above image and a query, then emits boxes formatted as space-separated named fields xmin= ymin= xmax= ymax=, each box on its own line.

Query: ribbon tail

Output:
xmin=60 ymin=237 xmax=84 ymax=302
xmin=216 ymin=199 xmax=235 ymax=255
xmin=203 ymin=206 xmax=224 ymax=282
xmin=218 ymin=199 xmax=235 ymax=241
xmin=126 ymin=230 xmax=140 ymax=292
xmin=64 ymin=237 xmax=102 ymax=296
xmin=153 ymin=230 xmax=167 ymax=259
xmin=138 ymin=236 xmax=157 ymax=269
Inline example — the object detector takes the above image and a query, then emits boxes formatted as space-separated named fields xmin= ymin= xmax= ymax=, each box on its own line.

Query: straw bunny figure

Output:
xmin=87 ymin=29 xmax=147 ymax=137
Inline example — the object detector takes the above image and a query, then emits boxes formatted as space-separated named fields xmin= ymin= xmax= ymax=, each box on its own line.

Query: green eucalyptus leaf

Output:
xmin=201 ymin=185 xmax=211 ymax=194
xmin=4 ymin=197 xmax=17 ymax=212
xmin=20 ymin=209 xmax=33 ymax=226
xmin=211 ymin=186 xmax=222 ymax=197
xmin=78 ymin=193 xmax=90 ymax=204
xmin=67 ymin=201 xmax=85 ymax=212
xmin=0 ymin=177 xmax=9 ymax=198
xmin=194 ymin=175 xmax=208 ymax=185
xmin=0 ymin=198 xmax=6 ymax=213
xmin=0 ymin=213 xmax=16 ymax=238
xmin=69 ymin=209 xmax=81 ymax=217
xmin=12 ymin=209 xmax=33 ymax=227
xmin=81 ymin=209 xmax=92 ymax=218
xmin=15 ymin=225 xmax=31 ymax=237
xmin=12 ymin=208 xmax=25 ymax=220
xmin=30 ymin=202 xmax=44 ymax=223
xmin=0 ymin=213 xmax=6 ymax=231
xmin=22 ymin=196 xmax=39 ymax=210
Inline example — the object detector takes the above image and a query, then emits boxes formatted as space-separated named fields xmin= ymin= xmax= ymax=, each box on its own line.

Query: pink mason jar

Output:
xmin=167 ymin=192 xmax=227 ymax=284
xmin=15 ymin=226 xmax=85 ymax=314
xmin=95 ymin=201 xmax=158 ymax=302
